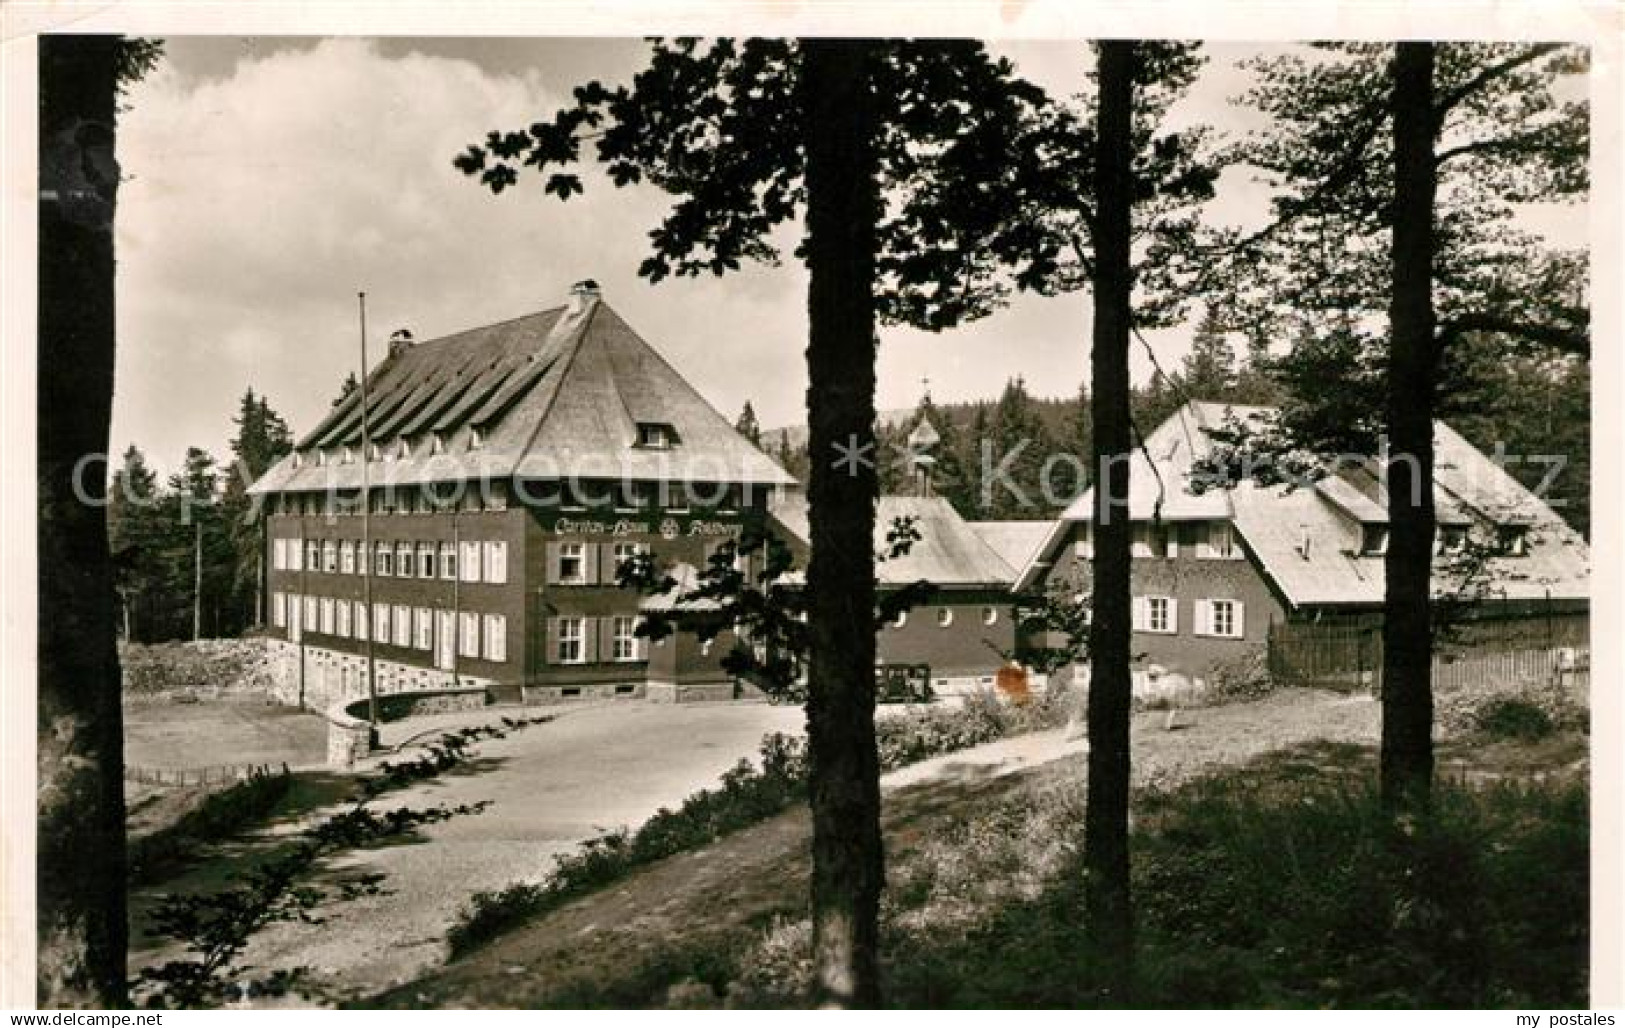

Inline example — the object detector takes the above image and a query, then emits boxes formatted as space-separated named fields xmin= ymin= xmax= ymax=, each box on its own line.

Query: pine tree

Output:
xmin=1209 ymin=42 xmax=1587 ymax=811
xmin=1179 ymin=306 xmax=1238 ymax=400
xmin=221 ymin=390 xmax=294 ymax=631
xmin=108 ymin=445 xmax=164 ymax=641
xmin=734 ymin=400 xmax=763 ymax=447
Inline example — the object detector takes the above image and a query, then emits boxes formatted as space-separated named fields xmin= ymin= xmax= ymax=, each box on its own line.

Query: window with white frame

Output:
xmin=557 ymin=542 xmax=586 ymax=584
xmin=273 ymin=538 xmax=286 ymax=571
xmin=483 ymin=541 xmax=508 ymax=584
xmin=397 ymin=542 xmax=415 ymax=578
xmin=322 ymin=541 xmax=338 ymax=573
xmin=417 ymin=543 xmax=436 ymax=579
xmin=983 ymin=607 xmax=999 ymax=626
xmin=483 ymin=614 xmax=507 ymax=662
xmin=414 ymin=607 xmax=433 ymax=651
xmin=460 ymin=540 xmax=481 ymax=583
xmin=373 ymin=602 xmax=391 ymax=644
xmin=1208 ymin=598 xmax=1243 ymax=639
xmin=459 ymin=611 xmax=480 ymax=658
xmin=891 ymin=609 xmax=908 ymax=629
xmin=1134 ymin=595 xmax=1177 ymax=634
xmin=272 ymin=591 xmax=286 ymax=628
xmin=303 ymin=595 xmax=318 ymax=631
xmin=439 ymin=541 xmax=457 ymax=580
xmin=375 ymin=544 xmax=394 ymax=577
xmin=288 ymin=538 xmax=302 ymax=571
xmin=937 ymin=608 xmax=954 ymax=628
xmin=611 ymin=615 xmax=638 ymax=662
xmin=340 ymin=540 xmax=356 ymax=575
xmin=611 ymin=542 xmax=647 ymax=580
xmin=1204 ymin=522 xmax=1238 ymax=559
xmin=353 ymin=600 xmax=368 ymax=641
xmin=393 ymin=603 xmax=411 ymax=648
xmin=336 ymin=598 xmax=351 ymax=638
xmin=555 ymin=616 xmax=585 ymax=664
xmin=306 ymin=540 xmax=321 ymax=571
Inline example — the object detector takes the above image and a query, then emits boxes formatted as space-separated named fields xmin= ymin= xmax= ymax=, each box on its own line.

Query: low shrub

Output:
xmin=1435 ymin=679 xmax=1588 ymax=740
xmin=1201 ymin=645 xmax=1274 ymax=705
xmin=446 ymin=694 xmax=1060 ymax=957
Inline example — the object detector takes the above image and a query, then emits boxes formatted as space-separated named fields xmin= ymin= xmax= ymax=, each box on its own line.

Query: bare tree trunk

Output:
xmin=1084 ymin=39 xmax=1137 ymax=994
xmin=799 ymin=38 xmax=884 ymax=1009
xmin=1382 ymin=42 xmax=1438 ymax=813
xmin=192 ymin=519 xmax=202 ymax=641
xmin=37 ymin=34 xmax=128 ymax=1008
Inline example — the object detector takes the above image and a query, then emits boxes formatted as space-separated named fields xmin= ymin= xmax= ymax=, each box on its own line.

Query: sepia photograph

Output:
xmin=6 ymin=1 xmax=1621 ymax=1014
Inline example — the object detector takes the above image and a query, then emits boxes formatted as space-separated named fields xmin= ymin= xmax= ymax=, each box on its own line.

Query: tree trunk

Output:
xmin=37 ymin=35 xmax=129 ymax=1008
xmin=798 ymin=38 xmax=884 ymax=1008
xmin=1084 ymin=39 xmax=1137 ymax=994
xmin=1381 ymin=42 xmax=1439 ymax=813
xmin=192 ymin=519 xmax=202 ymax=641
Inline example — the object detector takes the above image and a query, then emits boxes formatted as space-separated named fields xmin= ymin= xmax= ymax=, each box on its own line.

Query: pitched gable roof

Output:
xmin=768 ymin=494 xmax=1017 ymax=588
xmin=1016 ymin=401 xmax=1588 ymax=608
xmin=250 ymin=294 xmax=793 ymax=494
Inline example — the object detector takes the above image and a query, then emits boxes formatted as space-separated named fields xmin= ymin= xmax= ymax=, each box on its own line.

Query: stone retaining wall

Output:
xmin=263 ymin=639 xmax=495 ymax=712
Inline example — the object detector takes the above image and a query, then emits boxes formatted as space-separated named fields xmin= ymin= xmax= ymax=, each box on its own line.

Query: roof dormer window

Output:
xmin=635 ymin=422 xmax=677 ymax=450
xmin=431 ymin=432 xmax=446 ymax=455
xmin=341 ymin=445 xmax=354 ymax=465
xmin=1360 ymin=524 xmax=1389 ymax=556
xmin=292 ymin=451 xmax=304 ymax=469
xmin=469 ymin=427 xmax=485 ymax=451
xmin=395 ymin=439 xmax=411 ymax=461
xmin=1497 ymin=525 xmax=1529 ymax=557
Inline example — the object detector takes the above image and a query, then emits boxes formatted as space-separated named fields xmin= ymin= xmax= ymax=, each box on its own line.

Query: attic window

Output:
xmin=635 ymin=422 xmax=677 ymax=450
xmin=1437 ymin=525 xmax=1468 ymax=554
xmin=469 ymin=427 xmax=485 ymax=451
xmin=1360 ymin=524 xmax=1389 ymax=556
xmin=430 ymin=433 xmax=446 ymax=455
xmin=1497 ymin=525 xmax=1529 ymax=557
xmin=395 ymin=439 xmax=411 ymax=461
xmin=341 ymin=445 xmax=354 ymax=465
xmin=291 ymin=452 xmax=303 ymax=469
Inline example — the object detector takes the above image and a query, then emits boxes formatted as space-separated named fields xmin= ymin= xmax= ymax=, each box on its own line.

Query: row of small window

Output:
xmin=271 ymin=592 xmax=507 ymax=662
xmin=888 ymin=606 xmax=1000 ymax=629
xmin=1075 ymin=521 xmax=1244 ymax=561
xmin=1133 ymin=596 xmax=1245 ymax=638
xmin=272 ymin=488 xmax=507 ymax=517
xmin=273 ymin=538 xmax=508 ymax=584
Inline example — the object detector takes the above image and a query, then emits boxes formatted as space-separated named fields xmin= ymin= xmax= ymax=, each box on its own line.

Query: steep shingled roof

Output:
xmin=249 ymin=293 xmax=794 ymax=494
xmin=1016 ymin=401 xmax=1589 ymax=608
xmin=769 ymin=494 xmax=1016 ymax=588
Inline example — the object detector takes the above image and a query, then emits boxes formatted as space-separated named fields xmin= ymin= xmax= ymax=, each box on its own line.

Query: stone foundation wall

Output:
xmin=523 ymin=681 xmax=646 ymax=704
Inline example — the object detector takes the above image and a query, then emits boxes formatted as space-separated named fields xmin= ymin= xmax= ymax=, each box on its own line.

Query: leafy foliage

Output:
xmin=616 ymin=519 xmax=932 ymax=702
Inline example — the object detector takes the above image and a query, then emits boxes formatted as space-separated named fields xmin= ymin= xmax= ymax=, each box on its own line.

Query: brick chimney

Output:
xmin=568 ymin=279 xmax=602 ymax=316
xmin=388 ymin=328 xmax=414 ymax=357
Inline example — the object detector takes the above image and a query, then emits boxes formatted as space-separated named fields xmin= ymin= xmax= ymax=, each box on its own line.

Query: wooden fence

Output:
xmin=1267 ymin=619 xmax=1588 ymax=696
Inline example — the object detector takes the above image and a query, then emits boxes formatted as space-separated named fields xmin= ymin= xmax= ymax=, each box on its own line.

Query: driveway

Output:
xmin=129 ymin=700 xmax=806 ymax=1002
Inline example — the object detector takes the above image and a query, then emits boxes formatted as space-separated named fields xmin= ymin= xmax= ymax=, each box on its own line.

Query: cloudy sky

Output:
xmin=111 ymin=36 xmax=1584 ymax=477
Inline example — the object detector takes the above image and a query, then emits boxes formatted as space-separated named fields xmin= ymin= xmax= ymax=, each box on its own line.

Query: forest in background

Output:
xmin=757 ymin=305 xmax=1590 ymax=531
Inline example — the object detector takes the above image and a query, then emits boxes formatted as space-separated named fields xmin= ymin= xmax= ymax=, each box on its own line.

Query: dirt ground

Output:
xmin=128 ymin=700 xmax=806 ymax=1003
xmin=374 ymin=688 xmax=1385 ymax=1008
xmin=124 ymin=694 xmax=329 ymax=770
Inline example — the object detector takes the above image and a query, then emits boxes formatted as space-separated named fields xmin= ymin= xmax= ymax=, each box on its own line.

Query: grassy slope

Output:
xmin=374 ymin=689 xmax=1393 ymax=1008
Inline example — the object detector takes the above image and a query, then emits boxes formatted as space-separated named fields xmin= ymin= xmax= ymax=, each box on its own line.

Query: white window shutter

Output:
xmin=1130 ymin=596 xmax=1144 ymax=631
xmin=1166 ymin=597 xmax=1179 ymax=634
xmin=1194 ymin=599 xmax=1209 ymax=636
xmin=1233 ymin=601 xmax=1246 ymax=638
xmin=1167 ymin=530 xmax=1179 ymax=559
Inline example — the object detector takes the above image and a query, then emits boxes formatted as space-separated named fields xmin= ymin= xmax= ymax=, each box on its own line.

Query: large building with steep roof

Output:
xmin=250 ymin=282 xmax=795 ymax=708
xmin=1015 ymin=401 xmax=1590 ymax=679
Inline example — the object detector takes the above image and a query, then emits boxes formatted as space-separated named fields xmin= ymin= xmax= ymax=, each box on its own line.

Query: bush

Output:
xmin=447 ymin=695 xmax=1060 ymax=957
xmin=1435 ymin=679 xmax=1587 ymax=740
xmin=121 ymin=639 xmax=272 ymax=697
xmin=1202 ymin=645 xmax=1273 ymax=705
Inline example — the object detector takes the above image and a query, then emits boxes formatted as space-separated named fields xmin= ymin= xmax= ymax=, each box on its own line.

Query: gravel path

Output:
xmin=128 ymin=700 xmax=805 ymax=1003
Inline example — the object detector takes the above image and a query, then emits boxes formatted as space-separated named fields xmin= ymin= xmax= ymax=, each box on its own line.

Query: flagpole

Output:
xmin=359 ymin=291 xmax=380 ymax=736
